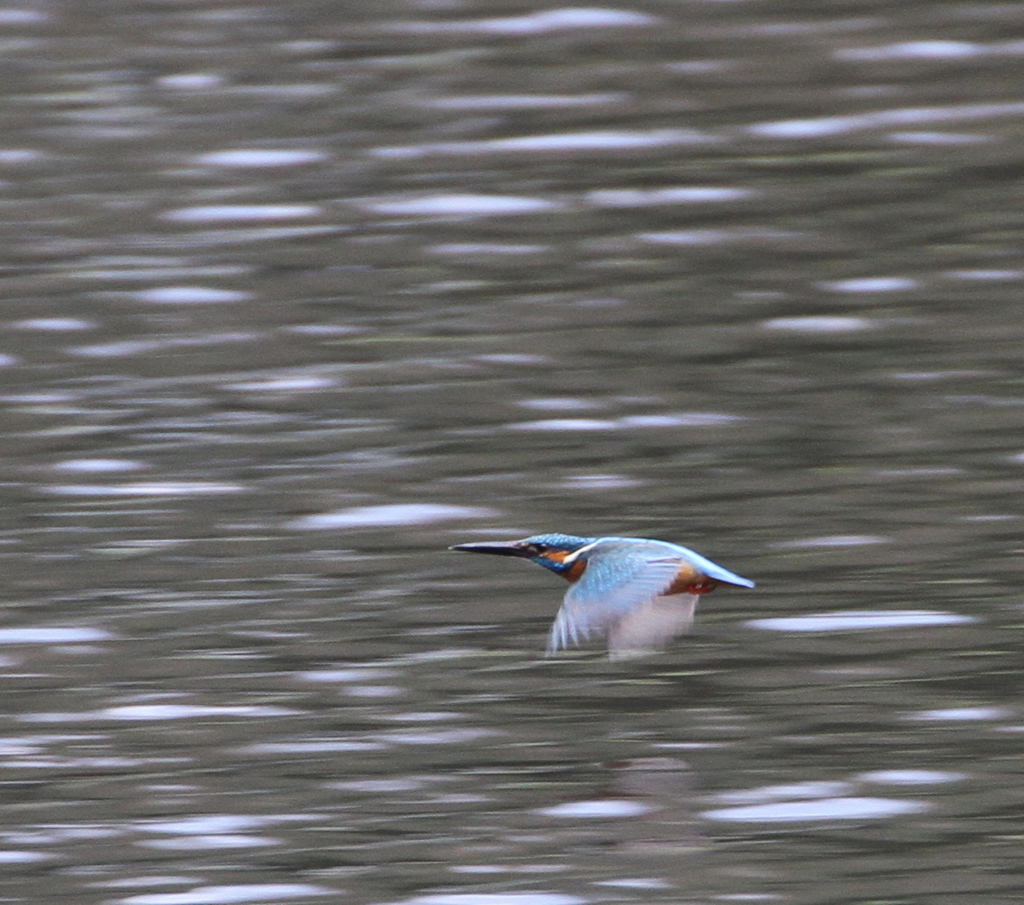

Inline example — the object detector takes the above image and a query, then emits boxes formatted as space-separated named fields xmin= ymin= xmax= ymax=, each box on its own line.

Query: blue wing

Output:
xmin=547 ymin=540 xmax=685 ymax=654
xmin=671 ymin=545 xmax=755 ymax=588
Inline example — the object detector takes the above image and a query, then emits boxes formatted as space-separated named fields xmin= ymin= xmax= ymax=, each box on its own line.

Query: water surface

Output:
xmin=2 ymin=1 xmax=1024 ymax=903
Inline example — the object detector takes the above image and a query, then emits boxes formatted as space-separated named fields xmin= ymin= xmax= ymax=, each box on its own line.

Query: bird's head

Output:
xmin=451 ymin=533 xmax=595 ymax=576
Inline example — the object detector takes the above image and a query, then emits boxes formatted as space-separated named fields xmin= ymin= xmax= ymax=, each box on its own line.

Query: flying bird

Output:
xmin=452 ymin=533 xmax=754 ymax=657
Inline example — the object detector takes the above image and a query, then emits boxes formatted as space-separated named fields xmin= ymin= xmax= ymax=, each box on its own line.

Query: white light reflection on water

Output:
xmin=749 ymin=610 xmax=976 ymax=632
xmin=588 ymin=186 xmax=753 ymax=206
xmin=510 ymin=412 xmax=743 ymax=431
xmin=13 ymin=317 xmax=95 ymax=330
xmin=136 ymin=817 xmax=321 ymax=853
xmin=749 ymin=101 xmax=1024 ymax=138
xmin=762 ymin=316 xmax=875 ymax=333
xmin=142 ymin=815 xmax=314 ymax=837
xmin=195 ymin=149 xmax=327 ymax=167
xmin=53 ymin=458 xmax=146 ymax=473
xmin=703 ymin=797 xmax=928 ymax=822
xmin=475 ymin=353 xmax=549 ymax=365
xmin=119 ymin=883 xmax=331 ymax=905
xmin=161 ymin=204 xmax=322 ymax=223
xmin=137 ymin=287 xmax=250 ymax=304
xmin=640 ymin=228 xmax=801 ymax=246
xmin=0 ymin=148 xmax=48 ymax=162
xmin=64 ymin=262 xmax=249 ymax=281
xmin=818 ymin=277 xmax=919 ymax=292
xmin=0 ymin=627 xmax=113 ymax=643
xmin=621 ymin=413 xmax=743 ymax=427
xmin=371 ymin=128 xmax=715 ymax=158
xmin=5 ymin=754 xmax=181 ymax=770
xmin=42 ymin=482 xmax=245 ymax=497
xmin=517 ymin=397 xmax=603 ymax=411
xmin=331 ymin=778 xmax=427 ymax=793
xmin=0 ymin=851 xmax=51 ymax=863
xmin=638 ymin=229 xmax=742 ymax=245
xmin=345 ymin=685 xmax=405 ymax=698
xmin=158 ymin=73 xmax=223 ymax=90
xmin=594 ymin=879 xmax=670 ymax=889
xmin=423 ymin=93 xmax=627 ymax=111
xmin=392 ymin=7 xmax=657 ymax=35
xmin=561 ymin=474 xmax=640 ymax=489
xmin=947 ymin=269 xmax=1024 ymax=281
xmin=538 ymin=799 xmax=653 ymax=818
xmin=890 ymin=131 xmax=991 ymax=145
xmin=99 ymin=878 xmax=202 ymax=890
xmin=69 ymin=332 xmax=260 ymax=359
xmin=904 ymin=707 xmax=1010 ymax=722
xmin=222 ymin=376 xmax=339 ymax=392
xmin=141 ymin=836 xmax=279 ymax=850
xmin=22 ymin=704 xmax=297 ymax=723
xmin=362 ymin=195 xmax=562 ymax=217
xmin=299 ymin=668 xmax=398 ymax=683
xmin=377 ymin=728 xmax=499 ymax=747
xmin=380 ymin=711 xmax=465 ymax=723
xmin=430 ymin=243 xmax=550 ymax=256
xmin=773 ymin=534 xmax=889 ymax=547
xmin=511 ymin=418 xmax=617 ymax=431
xmin=858 ymin=770 xmax=967 ymax=784
xmin=289 ymin=504 xmax=498 ymax=530
xmin=835 ymin=40 xmax=987 ymax=61
xmin=240 ymin=739 xmax=385 ymax=754
xmin=396 ymin=895 xmax=586 ymax=905
xmin=715 ymin=780 xmax=852 ymax=805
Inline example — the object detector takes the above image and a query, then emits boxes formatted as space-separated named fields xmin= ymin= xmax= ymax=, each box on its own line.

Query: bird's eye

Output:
xmin=530 ymin=543 xmax=548 ymax=554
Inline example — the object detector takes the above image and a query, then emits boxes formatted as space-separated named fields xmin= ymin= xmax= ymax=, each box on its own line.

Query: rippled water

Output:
xmin=2 ymin=1 xmax=1024 ymax=903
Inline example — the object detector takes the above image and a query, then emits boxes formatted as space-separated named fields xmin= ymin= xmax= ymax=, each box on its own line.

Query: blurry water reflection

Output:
xmin=1 ymin=0 xmax=1023 ymax=903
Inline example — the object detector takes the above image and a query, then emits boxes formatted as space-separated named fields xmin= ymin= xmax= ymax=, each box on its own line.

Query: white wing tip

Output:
xmin=546 ymin=608 xmax=586 ymax=654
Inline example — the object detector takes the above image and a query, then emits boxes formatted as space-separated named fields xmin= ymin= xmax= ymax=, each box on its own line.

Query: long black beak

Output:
xmin=450 ymin=541 xmax=535 ymax=558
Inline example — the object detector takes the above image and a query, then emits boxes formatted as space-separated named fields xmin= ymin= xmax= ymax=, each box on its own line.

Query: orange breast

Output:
xmin=542 ymin=550 xmax=588 ymax=582
xmin=563 ymin=558 xmax=587 ymax=582
xmin=666 ymin=562 xmax=718 ymax=596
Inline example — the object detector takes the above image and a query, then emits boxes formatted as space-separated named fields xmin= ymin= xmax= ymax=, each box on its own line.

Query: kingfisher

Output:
xmin=451 ymin=533 xmax=755 ymax=658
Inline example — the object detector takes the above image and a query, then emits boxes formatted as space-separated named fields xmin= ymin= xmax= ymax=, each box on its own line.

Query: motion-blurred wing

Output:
xmin=606 ymin=594 xmax=699 ymax=659
xmin=547 ymin=540 xmax=684 ymax=654
xmin=674 ymin=546 xmax=754 ymax=588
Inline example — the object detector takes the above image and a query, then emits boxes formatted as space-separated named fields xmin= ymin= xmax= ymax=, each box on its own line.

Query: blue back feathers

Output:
xmin=524 ymin=533 xmax=594 ymax=549
xmin=525 ymin=534 xmax=754 ymax=588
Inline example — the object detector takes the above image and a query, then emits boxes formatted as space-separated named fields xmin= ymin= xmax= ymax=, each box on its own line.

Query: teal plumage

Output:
xmin=452 ymin=533 xmax=754 ymax=657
